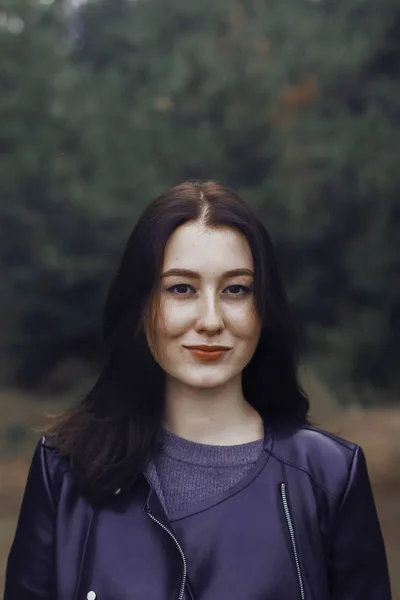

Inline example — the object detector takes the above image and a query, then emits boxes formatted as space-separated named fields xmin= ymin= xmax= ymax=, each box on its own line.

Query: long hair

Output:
xmin=45 ymin=181 xmax=310 ymax=505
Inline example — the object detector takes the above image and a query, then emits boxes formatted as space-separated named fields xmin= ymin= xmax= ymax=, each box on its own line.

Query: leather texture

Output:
xmin=4 ymin=421 xmax=392 ymax=599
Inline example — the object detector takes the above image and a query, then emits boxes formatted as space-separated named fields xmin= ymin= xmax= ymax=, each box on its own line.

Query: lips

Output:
xmin=184 ymin=345 xmax=231 ymax=351
xmin=184 ymin=345 xmax=231 ymax=362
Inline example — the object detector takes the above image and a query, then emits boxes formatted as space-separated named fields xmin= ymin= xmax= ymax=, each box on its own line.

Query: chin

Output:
xmin=180 ymin=372 xmax=233 ymax=389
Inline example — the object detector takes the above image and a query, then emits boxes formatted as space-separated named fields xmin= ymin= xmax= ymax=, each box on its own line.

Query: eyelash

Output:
xmin=166 ymin=284 xmax=252 ymax=297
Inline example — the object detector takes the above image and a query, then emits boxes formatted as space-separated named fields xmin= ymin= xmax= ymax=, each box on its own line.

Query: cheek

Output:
xmin=226 ymin=303 xmax=261 ymax=339
xmin=156 ymin=300 xmax=193 ymax=336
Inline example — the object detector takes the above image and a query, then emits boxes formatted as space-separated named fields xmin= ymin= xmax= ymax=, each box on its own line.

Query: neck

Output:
xmin=163 ymin=375 xmax=264 ymax=445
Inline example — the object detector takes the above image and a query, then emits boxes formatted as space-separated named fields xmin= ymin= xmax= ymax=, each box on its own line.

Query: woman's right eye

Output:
xmin=167 ymin=284 xmax=194 ymax=295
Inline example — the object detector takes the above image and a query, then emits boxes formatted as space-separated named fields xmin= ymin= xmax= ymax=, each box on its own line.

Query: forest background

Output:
xmin=0 ymin=0 xmax=399 ymax=593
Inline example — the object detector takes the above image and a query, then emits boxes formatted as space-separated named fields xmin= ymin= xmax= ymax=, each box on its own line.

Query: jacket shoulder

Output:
xmin=268 ymin=422 xmax=358 ymax=499
xmin=38 ymin=435 xmax=71 ymax=506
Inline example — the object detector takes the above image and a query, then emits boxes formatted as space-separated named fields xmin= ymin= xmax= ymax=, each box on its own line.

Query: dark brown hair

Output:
xmin=44 ymin=181 xmax=310 ymax=505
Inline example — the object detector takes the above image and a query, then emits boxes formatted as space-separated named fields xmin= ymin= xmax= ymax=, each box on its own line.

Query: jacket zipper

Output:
xmin=147 ymin=509 xmax=188 ymax=600
xmin=280 ymin=482 xmax=305 ymax=600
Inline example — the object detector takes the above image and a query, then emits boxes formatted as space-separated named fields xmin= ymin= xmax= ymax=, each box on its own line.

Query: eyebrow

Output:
xmin=161 ymin=268 xmax=254 ymax=279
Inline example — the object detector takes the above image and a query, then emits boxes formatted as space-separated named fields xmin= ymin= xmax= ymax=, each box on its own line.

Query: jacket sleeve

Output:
xmin=328 ymin=444 xmax=392 ymax=599
xmin=3 ymin=438 xmax=57 ymax=599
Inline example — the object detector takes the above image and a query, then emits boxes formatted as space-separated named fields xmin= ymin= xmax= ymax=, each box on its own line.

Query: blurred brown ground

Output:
xmin=0 ymin=386 xmax=399 ymax=595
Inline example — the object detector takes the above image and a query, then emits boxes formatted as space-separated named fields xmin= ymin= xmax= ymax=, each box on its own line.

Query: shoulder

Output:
xmin=34 ymin=435 xmax=71 ymax=506
xmin=267 ymin=420 xmax=359 ymax=499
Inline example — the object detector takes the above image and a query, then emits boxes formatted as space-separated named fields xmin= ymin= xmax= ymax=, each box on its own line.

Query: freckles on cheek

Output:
xmin=228 ymin=304 xmax=261 ymax=337
xmin=160 ymin=302 xmax=192 ymax=335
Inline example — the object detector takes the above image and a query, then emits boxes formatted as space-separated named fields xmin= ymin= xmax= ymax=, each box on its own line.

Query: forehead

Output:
xmin=162 ymin=223 xmax=253 ymax=270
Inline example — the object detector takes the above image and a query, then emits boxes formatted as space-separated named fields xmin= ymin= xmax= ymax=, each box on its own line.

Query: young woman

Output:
xmin=5 ymin=181 xmax=391 ymax=599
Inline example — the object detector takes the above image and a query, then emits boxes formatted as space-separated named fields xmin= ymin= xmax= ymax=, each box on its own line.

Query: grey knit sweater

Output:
xmin=146 ymin=428 xmax=264 ymax=518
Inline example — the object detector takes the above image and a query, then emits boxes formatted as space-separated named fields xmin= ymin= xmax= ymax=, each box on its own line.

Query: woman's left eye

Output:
xmin=226 ymin=285 xmax=251 ymax=295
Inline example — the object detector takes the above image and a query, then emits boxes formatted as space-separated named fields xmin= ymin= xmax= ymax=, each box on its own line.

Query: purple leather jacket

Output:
xmin=4 ymin=421 xmax=392 ymax=600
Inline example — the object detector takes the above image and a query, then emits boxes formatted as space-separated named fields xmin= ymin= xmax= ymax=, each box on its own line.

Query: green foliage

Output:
xmin=0 ymin=0 xmax=399 ymax=399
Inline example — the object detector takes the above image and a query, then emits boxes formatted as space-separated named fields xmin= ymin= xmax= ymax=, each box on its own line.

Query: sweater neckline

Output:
xmin=160 ymin=427 xmax=265 ymax=467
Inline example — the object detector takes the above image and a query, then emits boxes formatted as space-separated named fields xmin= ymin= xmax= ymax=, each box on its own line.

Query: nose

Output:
xmin=195 ymin=292 xmax=224 ymax=334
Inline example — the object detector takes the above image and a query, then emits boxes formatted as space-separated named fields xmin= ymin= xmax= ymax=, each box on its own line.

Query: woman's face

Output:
xmin=146 ymin=222 xmax=262 ymax=390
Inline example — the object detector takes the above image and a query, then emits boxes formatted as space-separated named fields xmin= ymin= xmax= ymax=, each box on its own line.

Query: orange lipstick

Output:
xmin=188 ymin=349 xmax=227 ymax=361
xmin=184 ymin=345 xmax=231 ymax=361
